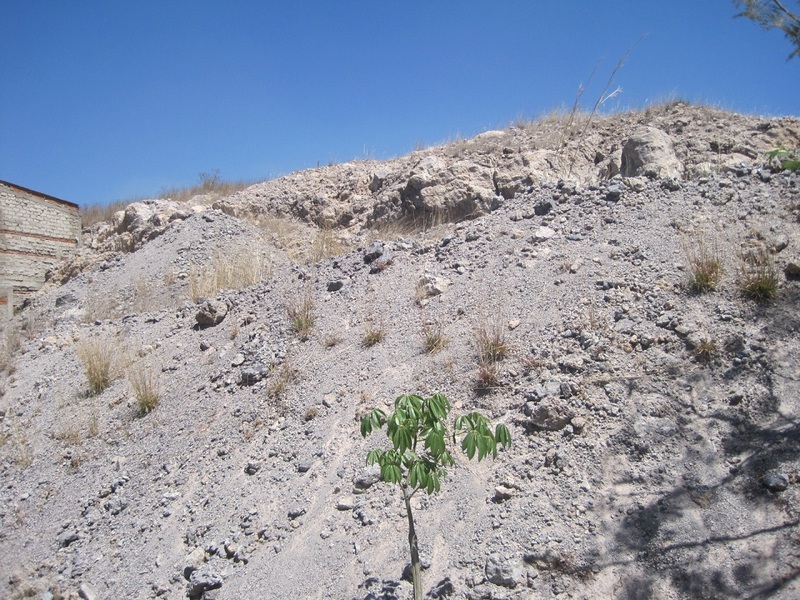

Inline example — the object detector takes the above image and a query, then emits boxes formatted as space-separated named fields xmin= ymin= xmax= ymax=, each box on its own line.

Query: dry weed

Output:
xmin=311 ymin=225 xmax=346 ymax=262
xmin=129 ymin=363 xmax=161 ymax=416
xmin=475 ymin=313 xmax=509 ymax=363
xmin=738 ymin=244 xmax=779 ymax=301
xmin=76 ymin=338 xmax=115 ymax=396
xmin=160 ymin=169 xmax=255 ymax=203
xmin=682 ymin=234 xmax=723 ymax=293
xmin=362 ymin=316 xmax=386 ymax=347
xmin=267 ymin=361 xmax=297 ymax=400
xmin=189 ymin=248 xmax=270 ymax=301
xmin=475 ymin=360 xmax=501 ymax=391
xmin=286 ymin=291 xmax=315 ymax=340
xmin=421 ymin=318 xmax=447 ymax=354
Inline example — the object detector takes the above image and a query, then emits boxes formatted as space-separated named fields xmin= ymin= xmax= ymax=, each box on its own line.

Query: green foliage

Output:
xmin=766 ymin=146 xmax=800 ymax=171
xmin=361 ymin=392 xmax=511 ymax=599
xmin=735 ymin=1 xmax=800 ymax=59
xmin=361 ymin=392 xmax=511 ymax=495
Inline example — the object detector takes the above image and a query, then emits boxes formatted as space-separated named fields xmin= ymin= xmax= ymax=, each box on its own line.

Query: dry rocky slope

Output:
xmin=1 ymin=102 xmax=800 ymax=600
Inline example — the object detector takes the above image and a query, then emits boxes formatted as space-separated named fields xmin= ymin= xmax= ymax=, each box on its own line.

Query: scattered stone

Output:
xmin=763 ymin=472 xmax=789 ymax=492
xmin=187 ymin=568 xmax=223 ymax=599
xmin=485 ymin=554 xmax=522 ymax=588
xmin=195 ymin=299 xmax=228 ymax=326
xmin=57 ymin=530 xmax=80 ymax=548
xmin=363 ymin=242 xmax=384 ymax=264
xmin=244 ymin=461 xmax=261 ymax=475
xmin=288 ymin=505 xmax=306 ymax=519
xmin=182 ymin=546 xmax=207 ymax=579
xmin=494 ymin=485 xmax=516 ymax=502
xmin=418 ymin=273 xmax=451 ymax=297
xmin=785 ymin=262 xmax=800 ymax=280
xmin=523 ymin=400 xmax=575 ymax=431
xmin=621 ymin=126 xmax=683 ymax=180
xmin=606 ymin=185 xmax=622 ymax=201
xmin=336 ymin=497 xmax=355 ymax=511
xmin=78 ymin=582 xmax=100 ymax=600
xmin=530 ymin=226 xmax=556 ymax=243
xmin=327 ymin=280 xmax=344 ymax=292
xmin=240 ymin=366 xmax=268 ymax=385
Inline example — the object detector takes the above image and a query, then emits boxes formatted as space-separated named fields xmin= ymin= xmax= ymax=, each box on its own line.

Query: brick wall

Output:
xmin=0 ymin=180 xmax=81 ymax=311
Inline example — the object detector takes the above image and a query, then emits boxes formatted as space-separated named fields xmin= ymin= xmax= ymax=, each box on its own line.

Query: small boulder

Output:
xmin=187 ymin=569 xmax=222 ymax=599
xmin=485 ymin=554 xmax=523 ymax=588
xmin=523 ymin=400 xmax=575 ymax=431
xmin=195 ymin=300 xmax=228 ymax=327
xmin=763 ymin=471 xmax=789 ymax=492
xmin=621 ymin=126 xmax=683 ymax=180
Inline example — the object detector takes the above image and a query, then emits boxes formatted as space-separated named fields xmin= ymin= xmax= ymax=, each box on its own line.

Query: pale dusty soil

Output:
xmin=1 ymin=104 xmax=799 ymax=600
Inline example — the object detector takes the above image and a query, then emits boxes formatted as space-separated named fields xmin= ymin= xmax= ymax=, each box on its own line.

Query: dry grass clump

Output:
xmin=287 ymin=291 xmax=315 ymax=340
xmin=76 ymin=338 xmax=115 ymax=396
xmin=189 ymin=248 xmax=270 ymax=301
xmin=267 ymin=361 xmax=297 ymax=400
xmin=738 ymin=245 xmax=779 ymax=301
xmin=160 ymin=169 xmax=255 ymax=203
xmin=129 ymin=363 xmax=161 ymax=416
xmin=475 ymin=314 xmax=509 ymax=364
xmin=474 ymin=313 xmax=509 ymax=391
xmin=422 ymin=318 xmax=447 ymax=354
xmin=311 ymin=225 xmax=346 ymax=262
xmin=1 ymin=325 xmax=21 ymax=375
xmin=362 ymin=316 xmax=386 ymax=347
xmin=81 ymin=199 xmax=130 ymax=228
xmin=682 ymin=234 xmax=723 ymax=293
xmin=475 ymin=360 xmax=501 ymax=391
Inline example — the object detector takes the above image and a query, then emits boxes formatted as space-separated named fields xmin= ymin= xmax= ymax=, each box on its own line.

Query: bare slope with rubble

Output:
xmin=1 ymin=103 xmax=800 ymax=599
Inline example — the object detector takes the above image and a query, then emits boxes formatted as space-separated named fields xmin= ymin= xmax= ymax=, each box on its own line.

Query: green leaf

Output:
xmin=381 ymin=464 xmax=402 ymax=484
xmin=366 ymin=449 xmax=383 ymax=466
xmin=462 ymin=431 xmax=477 ymax=460
xmin=495 ymin=423 xmax=512 ymax=448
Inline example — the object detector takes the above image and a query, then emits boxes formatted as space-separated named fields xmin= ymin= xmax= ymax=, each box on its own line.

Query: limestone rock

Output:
xmin=621 ymin=126 xmax=683 ymax=180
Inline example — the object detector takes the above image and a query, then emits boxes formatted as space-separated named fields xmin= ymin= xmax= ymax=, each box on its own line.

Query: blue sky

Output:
xmin=1 ymin=1 xmax=798 ymax=207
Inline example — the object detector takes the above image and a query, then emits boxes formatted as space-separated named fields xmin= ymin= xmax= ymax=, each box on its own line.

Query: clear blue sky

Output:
xmin=1 ymin=1 xmax=798 ymax=207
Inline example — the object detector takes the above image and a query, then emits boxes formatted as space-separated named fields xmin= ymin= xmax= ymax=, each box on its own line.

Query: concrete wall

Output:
xmin=0 ymin=181 xmax=81 ymax=312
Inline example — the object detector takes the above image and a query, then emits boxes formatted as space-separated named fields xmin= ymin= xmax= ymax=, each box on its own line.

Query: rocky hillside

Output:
xmin=1 ymin=103 xmax=799 ymax=599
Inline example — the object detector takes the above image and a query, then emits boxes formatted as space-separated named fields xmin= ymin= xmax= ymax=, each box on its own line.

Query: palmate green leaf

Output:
xmin=427 ymin=392 xmax=450 ymax=420
xmin=366 ymin=449 xmax=384 ymax=466
xmin=462 ymin=431 xmax=477 ymax=460
xmin=381 ymin=463 xmax=403 ymax=484
xmin=409 ymin=462 xmax=426 ymax=489
xmin=360 ymin=408 xmax=387 ymax=438
xmin=495 ymin=423 xmax=512 ymax=449
xmin=390 ymin=424 xmax=415 ymax=454
xmin=425 ymin=430 xmax=446 ymax=458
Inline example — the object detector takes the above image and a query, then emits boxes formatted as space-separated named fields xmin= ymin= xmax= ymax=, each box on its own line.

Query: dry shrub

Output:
xmin=81 ymin=199 xmax=129 ymax=228
xmin=311 ymin=225 xmax=346 ymax=262
xmin=160 ymin=169 xmax=255 ymax=203
xmin=287 ymin=291 xmax=315 ymax=340
xmin=738 ymin=245 xmax=779 ymax=301
xmin=475 ymin=360 xmax=501 ymax=391
xmin=362 ymin=316 xmax=386 ymax=347
xmin=1 ymin=324 xmax=21 ymax=374
xmin=422 ymin=318 xmax=447 ymax=354
xmin=267 ymin=361 xmax=297 ymax=400
xmin=682 ymin=234 xmax=723 ymax=293
xmin=129 ymin=363 xmax=161 ymax=416
xmin=475 ymin=314 xmax=509 ymax=364
xmin=189 ymin=248 xmax=271 ymax=301
xmin=76 ymin=338 xmax=115 ymax=396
